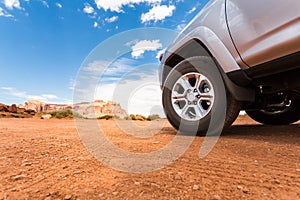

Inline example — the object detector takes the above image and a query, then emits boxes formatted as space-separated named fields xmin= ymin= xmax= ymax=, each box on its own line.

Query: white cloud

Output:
xmin=3 ymin=0 xmax=22 ymax=10
xmin=129 ymin=40 xmax=162 ymax=58
xmin=94 ymin=0 xmax=161 ymax=13
xmin=68 ymin=77 xmax=75 ymax=91
xmin=1 ymin=87 xmax=26 ymax=98
xmin=82 ymin=58 xmax=136 ymax=77
xmin=82 ymin=60 xmax=110 ymax=74
xmin=1 ymin=87 xmax=60 ymax=102
xmin=41 ymin=0 xmax=49 ymax=8
xmin=176 ymin=23 xmax=186 ymax=31
xmin=74 ymin=57 xmax=164 ymax=116
xmin=74 ymin=58 xmax=136 ymax=103
xmin=187 ymin=6 xmax=196 ymax=14
xmin=126 ymin=83 xmax=163 ymax=116
xmin=83 ymin=3 xmax=95 ymax=14
xmin=41 ymin=94 xmax=58 ymax=99
xmin=0 ymin=7 xmax=13 ymax=17
xmin=141 ymin=5 xmax=175 ymax=23
xmin=104 ymin=58 xmax=135 ymax=76
xmin=93 ymin=21 xmax=99 ymax=28
xmin=105 ymin=16 xmax=118 ymax=23
xmin=1 ymin=87 xmax=13 ymax=90
xmin=55 ymin=2 xmax=62 ymax=8
xmin=95 ymin=70 xmax=164 ymax=116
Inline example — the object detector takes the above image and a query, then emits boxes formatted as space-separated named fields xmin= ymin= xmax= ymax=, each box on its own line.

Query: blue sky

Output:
xmin=0 ymin=0 xmax=209 ymax=115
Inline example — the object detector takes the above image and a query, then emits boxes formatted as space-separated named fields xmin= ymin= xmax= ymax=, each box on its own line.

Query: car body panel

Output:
xmin=161 ymin=0 xmax=244 ymax=75
xmin=165 ymin=26 xmax=241 ymax=74
xmin=160 ymin=0 xmax=300 ymax=88
xmin=226 ymin=0 xmax=300 ymax=67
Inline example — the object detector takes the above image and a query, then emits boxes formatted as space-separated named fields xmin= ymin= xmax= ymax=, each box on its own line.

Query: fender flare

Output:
xmin=163 ymin=26 xmax=255 ymax=102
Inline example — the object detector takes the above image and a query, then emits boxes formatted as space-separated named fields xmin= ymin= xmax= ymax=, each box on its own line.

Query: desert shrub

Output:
xmin=114 ymin=115 xmax=121 ymax=119
xmin=130 ymin=114 xmax=136 ymax=120
xmin=147 ymin=114 xmax=161 ymax=121
xmin=72 ymin=111 xmax=84 ymax=119
xmin=11 ymin=114 xmax=19 ymax=118
xmin=136 ymin=115 xmax=147 ymax=121
xmin=45 ymin=110 xmax=83 ymax=119
xmin=55 ymin=112 xmax=64 ymax=119
xmin=24 ymin=109 xmax=36 ymax=115
xmin=98 ymin=115 xmax=114 ymax=120
xmin=124 ymin=116 xmax=131 ymax=120
xmin=130 ymin=114 xmax=147 ymax=121
xmin=97 ymin=115 xmax=122 ymax=120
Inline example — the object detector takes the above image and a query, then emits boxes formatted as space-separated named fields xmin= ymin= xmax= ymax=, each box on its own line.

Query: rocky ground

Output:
xmin=0 ymin=116 xmax=299 ymax=200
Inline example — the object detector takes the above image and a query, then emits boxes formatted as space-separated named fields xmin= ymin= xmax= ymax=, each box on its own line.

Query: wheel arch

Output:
xmin=162 ymin=27 xmax=255 ymax=102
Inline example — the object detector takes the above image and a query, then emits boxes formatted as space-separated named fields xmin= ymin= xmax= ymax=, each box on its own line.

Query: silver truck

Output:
xmin=160 ymin=0 xmax=300 ymax=134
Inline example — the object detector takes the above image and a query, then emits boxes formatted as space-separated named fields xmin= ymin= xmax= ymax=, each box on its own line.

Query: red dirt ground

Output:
xmin=0 ymin=117 xmax=299 ymax=200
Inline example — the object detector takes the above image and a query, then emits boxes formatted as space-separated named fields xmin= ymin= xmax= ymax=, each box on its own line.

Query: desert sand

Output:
xmin=0 ymin=116 xmax=299 ymax=199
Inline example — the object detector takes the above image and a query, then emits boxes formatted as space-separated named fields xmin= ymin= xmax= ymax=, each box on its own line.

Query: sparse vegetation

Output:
xmin=124 ymin=116 xmax=131 ymax=120
xmin=44 ymin=110 xmax=83 ymax=119
xmin=147 ymin=114 xmax=161 ymax=121
xmin=11 ymin=114 xmax=19 ymax=118
xmin=129 ymin=114 xmax=147 ymax=121
xmin=24 ymin=109 xmax=36 ymax=115
xmin=129 ymin=114 xmax=161 ymax=121
xmin=98 ymin=115 xmax=114 ymax=120
xmin=129 ymin=114 xmax=136 ymax=120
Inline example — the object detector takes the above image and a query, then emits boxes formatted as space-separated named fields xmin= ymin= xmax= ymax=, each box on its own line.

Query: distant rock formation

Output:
xmin=0 ymin=103 xmax=35 ymax=118
xmin=24 ymin=100 xmax=46 ymax=112
xmin=22 ymin=100 xmax=128 ymax=118
xmin=73 ymin=100 xmax=128 ymax=118
xmin=0 ymin=103 xmax=27 ymax=114
xmin=0 ymin=103 xmax=9 ymax=112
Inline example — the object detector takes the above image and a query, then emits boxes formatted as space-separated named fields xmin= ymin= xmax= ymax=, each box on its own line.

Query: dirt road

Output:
xmin=0 ymin=117 xmax=299 ymax=200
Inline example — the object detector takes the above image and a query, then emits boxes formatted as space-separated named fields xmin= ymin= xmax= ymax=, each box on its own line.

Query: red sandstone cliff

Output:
xmin=23 ymin=100 xmax=127 ymax=118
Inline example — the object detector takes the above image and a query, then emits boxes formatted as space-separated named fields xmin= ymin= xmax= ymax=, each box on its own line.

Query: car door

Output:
xmin=226 ymin=0 xmax=300 ymax=67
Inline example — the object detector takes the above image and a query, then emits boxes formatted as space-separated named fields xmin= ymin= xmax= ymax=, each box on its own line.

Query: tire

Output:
xmin=162 ymin=56 xmax=241 ymax=135
xmin=246 ymin=96 xmax=300 ymax=125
